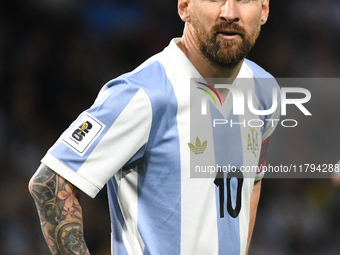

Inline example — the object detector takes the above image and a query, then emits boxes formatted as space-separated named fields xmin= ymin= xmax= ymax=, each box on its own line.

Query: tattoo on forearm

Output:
xmin=29 ymin=165 xmax=90 ymax=255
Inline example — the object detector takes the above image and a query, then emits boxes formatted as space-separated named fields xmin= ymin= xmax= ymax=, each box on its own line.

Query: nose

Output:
xmin=220 ymin=0 xmax=240 ymax=23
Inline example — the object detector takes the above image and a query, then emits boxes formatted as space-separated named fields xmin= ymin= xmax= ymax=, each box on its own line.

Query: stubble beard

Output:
xmin=191 ymin=16 xmax=261 ymax=69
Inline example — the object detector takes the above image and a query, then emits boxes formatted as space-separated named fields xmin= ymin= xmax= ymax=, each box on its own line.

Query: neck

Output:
xmin=177 ymin=23 xmax=243 ymax=79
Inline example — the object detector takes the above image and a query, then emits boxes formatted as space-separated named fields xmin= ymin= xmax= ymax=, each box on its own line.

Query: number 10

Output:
xmin=214 ymin=168 xmax=244 ymax=218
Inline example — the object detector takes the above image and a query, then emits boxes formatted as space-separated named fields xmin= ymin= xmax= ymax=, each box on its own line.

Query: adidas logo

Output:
xmin=188 ymin=137 xmax=207 ymax=155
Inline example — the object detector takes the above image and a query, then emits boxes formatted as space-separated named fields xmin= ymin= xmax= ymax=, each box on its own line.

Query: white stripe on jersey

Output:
xmin=115 ymin=167 xmax=145 ymax=255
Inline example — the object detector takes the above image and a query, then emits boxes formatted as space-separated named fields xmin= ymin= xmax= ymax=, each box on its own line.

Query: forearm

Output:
xmin=245 ymin=179 xmax=262 ymax=255
xmin=29 ymin=164 xmax=90 ymax=255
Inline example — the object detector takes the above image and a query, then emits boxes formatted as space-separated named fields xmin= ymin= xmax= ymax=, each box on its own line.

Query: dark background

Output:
xmin=1 ymin=0 xmax=340 ymax=254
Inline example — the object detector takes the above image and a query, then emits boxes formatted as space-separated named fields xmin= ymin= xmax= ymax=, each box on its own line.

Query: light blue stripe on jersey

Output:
xmin=49 ymin=82 xmax=141 ymax=172
xmin=107 ymin=61 xmax=181 ymax=255
xmin=107 ymin=178 xmax=129 ymax=255
xmin=210 ymin=102 xmax=242 ymax=255
xmin=244 ymin=59 xmax=280 ymax=132
xmin=244 ymin=59 xmax=272 ymax=79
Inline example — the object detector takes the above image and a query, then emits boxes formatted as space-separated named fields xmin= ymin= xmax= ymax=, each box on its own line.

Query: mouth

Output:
xmin=217 ymin=30 xmax=241 ymax=40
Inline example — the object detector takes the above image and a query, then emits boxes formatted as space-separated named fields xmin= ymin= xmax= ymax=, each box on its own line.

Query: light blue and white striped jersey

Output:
xmin=42 ymin=38 xmax=280 ymax=255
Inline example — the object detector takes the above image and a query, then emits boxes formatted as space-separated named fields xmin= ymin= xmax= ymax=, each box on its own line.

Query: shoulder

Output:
xmin=243 ymin=58 xmax=280 ymax=93
xmin=105 ymin=49 xmax=169 ymax=90
xmin=244 ymin=59 xmax=275 ymax=79
xmin=95 ymin=52 xmax=177 ymax=114
xmin=243 ymin=59 xmax=280 ymax=117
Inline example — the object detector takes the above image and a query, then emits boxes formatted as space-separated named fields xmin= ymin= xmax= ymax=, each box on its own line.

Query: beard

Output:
xmin=191 ymin=16 xmax=261 ymax=69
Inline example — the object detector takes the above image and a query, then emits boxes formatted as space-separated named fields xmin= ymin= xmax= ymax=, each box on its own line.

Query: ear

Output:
xmin=260 ymin=0 xmax=270 ymax=25
xmin=178 ymin=0 xmax=190 ymax=22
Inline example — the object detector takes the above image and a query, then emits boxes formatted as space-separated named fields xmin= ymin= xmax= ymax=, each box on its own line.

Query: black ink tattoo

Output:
xmin=56 ymin=219 xmax=88 ymax=255
xmin=29 ymin=165 xmax=90 ymax=255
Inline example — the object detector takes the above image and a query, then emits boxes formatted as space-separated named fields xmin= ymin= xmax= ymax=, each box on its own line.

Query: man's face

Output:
xmin=188 ymin=0 xmax=268 ymax=68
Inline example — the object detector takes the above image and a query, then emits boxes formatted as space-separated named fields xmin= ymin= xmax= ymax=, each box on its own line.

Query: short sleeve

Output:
xmin=41 ymin=80 xmax=152 ymax=198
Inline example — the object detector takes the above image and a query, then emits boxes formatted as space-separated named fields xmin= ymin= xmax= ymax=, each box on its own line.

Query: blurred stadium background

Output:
xmin=0 ymin=0 xmax=340 ymax=254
